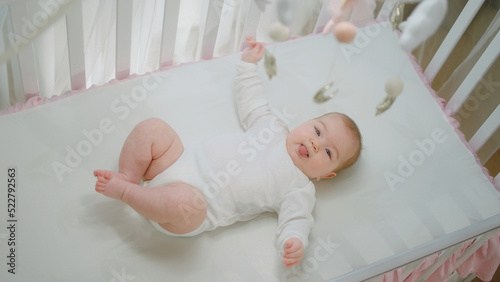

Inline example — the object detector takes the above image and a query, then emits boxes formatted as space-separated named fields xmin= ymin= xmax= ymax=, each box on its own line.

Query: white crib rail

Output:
xmin=115 ymin=0 xmax=133 ymax=80
xmin=334 ymin=215 xmax=500 ymax=282
xmin=423 ymin=0 xmax=485 ymax=82
xmin=65 ymin=0 xmax=85 ymax=90
xmin=238 ymin=0 xmax=262 ymax=51
xmin=445 ymin=28 xmax=500 ymax=116
xmin=423 ymin=1 xmax=500 ymax=158
xmin=469 ymin=105 xmax=500 ymax=153
xmin=8 ymin=1 xmax=39 ymax=97
xmin=198 ymin=0 xmax=223 ymax=61
xmin=159 ymin=0 xmax=180 ymax=68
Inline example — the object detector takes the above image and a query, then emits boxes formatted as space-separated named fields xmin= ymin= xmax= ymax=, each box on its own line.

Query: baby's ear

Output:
xmin=315 ymin=172 xmax=336 ymax=181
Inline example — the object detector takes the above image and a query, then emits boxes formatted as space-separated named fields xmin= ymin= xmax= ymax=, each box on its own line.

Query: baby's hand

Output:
xmin=241 ymin=36 xmax=264 ymax=63
xmin=282 ymin=237 xmax=304 ymax=268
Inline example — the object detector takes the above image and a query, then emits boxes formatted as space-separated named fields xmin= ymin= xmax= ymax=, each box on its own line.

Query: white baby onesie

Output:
xmin=145 ymin=61 xmax=316 ymax=250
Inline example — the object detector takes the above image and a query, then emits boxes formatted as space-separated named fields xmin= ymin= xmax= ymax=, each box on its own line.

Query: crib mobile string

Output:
xmin=264 ymin=23 xmax=288 ymax=80
xmin=375 ymin=2 xmax=406 ymax=116
xmin=264 ymin=46 xmax=278 ymax=80
xmin=313 ymin=41 xmax=340 ymax=104
xmin=263 ymin=0 xmax=298 ymax=81
xmin=313 ymin=0 xmax=405 ymax=112
xmin=376 ymin=0 xmax=448 ymax=115
xmin=314 ymin=0 xmax=357 ymax=104
xmin=309 ymin=0 xmax=447 ymax=117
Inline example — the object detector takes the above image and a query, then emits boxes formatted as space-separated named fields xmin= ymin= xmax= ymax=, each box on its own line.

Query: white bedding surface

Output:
xmin=1 ymin=23 xmax=499 ymax=282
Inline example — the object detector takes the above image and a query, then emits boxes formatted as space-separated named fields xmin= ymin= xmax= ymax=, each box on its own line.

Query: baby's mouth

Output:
xmin=298 ymin=144 xmax=309 ymax=158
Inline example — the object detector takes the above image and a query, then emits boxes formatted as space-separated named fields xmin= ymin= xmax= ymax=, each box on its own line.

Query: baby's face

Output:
xmin=286 ymin=114 xmax=358 ymax=179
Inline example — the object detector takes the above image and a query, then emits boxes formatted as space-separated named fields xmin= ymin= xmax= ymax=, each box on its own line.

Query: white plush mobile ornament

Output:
xmin=398 ymin=0 xmax=448 ymax=51
xmin=264 ymin=0 xmax=299 ymax=79
xmin=376 ymin=77 xmax=404 ymax=115
xmin=375 ymin=0 xmax=446 ymax=115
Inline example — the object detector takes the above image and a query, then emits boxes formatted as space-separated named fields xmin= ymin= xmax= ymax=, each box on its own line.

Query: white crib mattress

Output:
xmin=1 ymin=22 xmax=500 ymax=282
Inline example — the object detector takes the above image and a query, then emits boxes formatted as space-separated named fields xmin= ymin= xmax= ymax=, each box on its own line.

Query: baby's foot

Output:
xmin=94 ymin=170 xmax=130 ymax=200
xmin=94 ymin=170 xmax=128 ymax=182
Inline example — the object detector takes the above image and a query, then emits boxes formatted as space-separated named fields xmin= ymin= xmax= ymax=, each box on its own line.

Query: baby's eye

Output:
xmin=326 ymin=149 xmax=331 ymax=159
xmin=315 ymin=128 xmax=320 ymax=136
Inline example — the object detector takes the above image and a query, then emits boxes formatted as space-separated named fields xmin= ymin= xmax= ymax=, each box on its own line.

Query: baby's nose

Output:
xmin=311 ymin=139 xmax=319 ymax=152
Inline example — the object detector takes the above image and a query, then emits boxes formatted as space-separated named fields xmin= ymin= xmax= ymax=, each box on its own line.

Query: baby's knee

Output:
xmin=137 ymin=117 xmax=169 ymax=132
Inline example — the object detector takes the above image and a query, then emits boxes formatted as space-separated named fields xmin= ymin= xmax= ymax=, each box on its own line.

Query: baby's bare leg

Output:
xmin=94 ymin=118 xmax=206 ymax=234
xmin=95 ymin=118 xmax=183 ymax=184
xmin=96 ymin=172 xmax=207 ymax=234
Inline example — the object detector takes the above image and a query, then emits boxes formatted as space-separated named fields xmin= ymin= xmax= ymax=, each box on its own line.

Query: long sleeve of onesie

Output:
xmin=234 ymin=60 xmax=316 ymax=251
xmin=276 ymin=182 xmax=316 ymax=250
xmin=235 ymin=61 xmax=277 ymax=130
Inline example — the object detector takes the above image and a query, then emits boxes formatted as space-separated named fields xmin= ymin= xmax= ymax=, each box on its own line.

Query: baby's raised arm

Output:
xmin=241 ymin=36 xmax=264 ymax=63
xmin=234 ymin=37 xmax=282 ymax=131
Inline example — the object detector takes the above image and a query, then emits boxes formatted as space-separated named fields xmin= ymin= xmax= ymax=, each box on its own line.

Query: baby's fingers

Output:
xmin=282 ymin=257 xmax=301 ymax=268
xmin=245 ymin=36 xmax=258 ymax=47
xmin=285 ymin=240 xmax=301 ymax=253
xmin=284 ymin=249 xmax=303 ymax=259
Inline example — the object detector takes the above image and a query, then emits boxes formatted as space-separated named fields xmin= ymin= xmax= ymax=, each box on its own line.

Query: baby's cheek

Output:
xmin=318 ymin=160 xmax=334 ymax=175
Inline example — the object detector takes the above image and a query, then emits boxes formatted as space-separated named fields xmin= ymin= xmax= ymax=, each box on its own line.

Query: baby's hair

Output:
xmin=318 ymin=112 xmax=362 ymax=172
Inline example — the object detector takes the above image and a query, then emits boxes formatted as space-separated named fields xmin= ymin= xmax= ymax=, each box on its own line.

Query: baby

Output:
xmin=94 ymin=37 xmax=362 ymax=268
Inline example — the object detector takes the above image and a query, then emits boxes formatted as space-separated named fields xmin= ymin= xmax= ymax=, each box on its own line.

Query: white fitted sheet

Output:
xmin=0 ymin=23 xmax=499 ymax=282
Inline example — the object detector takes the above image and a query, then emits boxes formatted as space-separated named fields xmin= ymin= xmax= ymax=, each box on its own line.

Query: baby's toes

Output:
xmin=95 ymin=175 xmax=110 ymax=192
xmin=94 ymin=170 xmax=105 ymax=178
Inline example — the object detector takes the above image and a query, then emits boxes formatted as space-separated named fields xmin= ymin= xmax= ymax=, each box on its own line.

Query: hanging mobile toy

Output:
xmin=264 ymin=20 xmax=291 ymax=80
xmin=398 ymin=0 xmax=447 ymax=52
xmin=376 ymin=77 xmax=404 ymax=115
xmin=314 ymin=0 xmax=360 ymax=103
xmin=390 ymin=2 xmax=405 ymax=30
xmin=264 ymin=48 xmax=277 ymax=80
xmin=314 ymin=21 xmax=357 ymax=103
xmin=263 ymin=0 xmax=293 ymax=80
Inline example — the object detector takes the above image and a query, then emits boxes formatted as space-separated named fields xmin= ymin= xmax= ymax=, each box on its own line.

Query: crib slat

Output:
xmin=115 ymin=0 xmax=133 ymax=79
xmin=445 ymin=28 xmax=500 ymax=115
xmin=424 ymin=0 xmax=484 ymax=82
xmin=238 ymin=1 xmax=261 ymax=51
xmin=415 ymin=243 xmax=463 ymax=282
xmin=333 ymin=214 xmax=500 ymax=282
xmin=376 ymin=0 xmax=397 ymax=21
xmin=0 ymin=5 xmax=24 ymax=105
xmin=159 ymin=0 xmax=180 ymax=67
xmin=313 ymin=0 xmax=333 ymax=34
xmin=8 ymin=2 xmax=39 ymax=97
xmin=65 ymin=0 xmax=86 ymax=90
xmin=469 ymin=105 xmax=500 ymax=153
xmin=198 ymin=0 xmax=223 ymax=60
xmin=453 ymin=228 xmax=499 ymax=270
xmin=401 ymin=258 xmax=426 ymax=280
